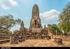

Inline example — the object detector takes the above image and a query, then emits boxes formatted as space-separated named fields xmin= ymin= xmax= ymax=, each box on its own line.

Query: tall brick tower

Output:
xmin=30 ymin=4 xmax=42 ymax=28
xmin=30 ymin=4 xmax=42 ymax=33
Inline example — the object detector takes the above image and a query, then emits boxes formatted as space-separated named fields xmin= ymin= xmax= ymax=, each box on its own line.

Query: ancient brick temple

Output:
xmin=25 ymin=4 xmax=49 ymax=39
xmin=10 ymin=4 xmax=49 ymax=44
xmin=30 ymin=4 xmax=42 ymax=33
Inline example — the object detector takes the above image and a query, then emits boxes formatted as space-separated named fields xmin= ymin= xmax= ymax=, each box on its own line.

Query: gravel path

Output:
xmin=0 ymin=39 xmax=70 ymax=47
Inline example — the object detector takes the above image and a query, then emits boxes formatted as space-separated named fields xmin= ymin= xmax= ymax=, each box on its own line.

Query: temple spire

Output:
xmin=30 ymin=4 xmax=42 ymax=28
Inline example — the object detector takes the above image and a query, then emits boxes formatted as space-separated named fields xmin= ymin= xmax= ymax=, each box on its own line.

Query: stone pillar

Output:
xmin=10 ymin=34 xmax=18 ymax=44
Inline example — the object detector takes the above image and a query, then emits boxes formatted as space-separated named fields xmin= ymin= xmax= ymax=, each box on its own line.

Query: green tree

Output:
xmin=0 ymin=15 xmax=16 ymax=29
xmin=0 ymin=15 xmax=17 ymax=34
xmin=48 ymin=24 xmax=62 ymax=35
xmin=59 ymin=2 xmax=70 ymax=34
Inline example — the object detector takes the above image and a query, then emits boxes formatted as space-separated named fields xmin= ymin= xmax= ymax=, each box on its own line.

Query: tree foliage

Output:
xmin=0 ymin=15 xmax=16 ymax=29
xmin=0 ymin=15 xmax=17 ymax=34
xmin=48 ymin=24 xmax=62 ymax=35
xmin=59 ymin=2 xmax=70 ymax=34
xmin=0 ymin=28 xmax=12 ymax=34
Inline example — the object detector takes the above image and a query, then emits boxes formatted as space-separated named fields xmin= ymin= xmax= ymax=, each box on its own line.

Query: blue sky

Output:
xmin=0 ymin=0 xmax=70 ymax=31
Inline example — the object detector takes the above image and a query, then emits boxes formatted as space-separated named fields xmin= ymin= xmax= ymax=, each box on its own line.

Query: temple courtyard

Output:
xmin=0 ymin=39 xmax=70 ymax=47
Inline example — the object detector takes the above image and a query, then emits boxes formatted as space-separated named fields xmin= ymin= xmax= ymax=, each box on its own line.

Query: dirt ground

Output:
xmin=0 ymin=39 xmax=70 ymax=47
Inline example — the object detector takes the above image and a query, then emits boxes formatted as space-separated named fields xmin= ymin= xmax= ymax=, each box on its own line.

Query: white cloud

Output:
xmin=0 ymin=0 xmax=18 ymax=9
xmin=40 ymin=9 xmax=60 ymax=19
xmin=0 ymin=4 xmax=10 ymax=9
xmin=40 ymin=9 xmax=60 ymax=27
xmin=9 ymin=0 xmax=17 ymax=6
